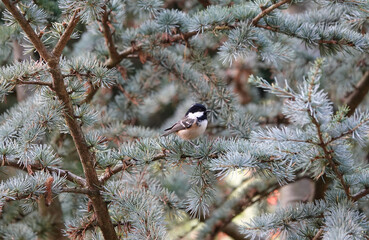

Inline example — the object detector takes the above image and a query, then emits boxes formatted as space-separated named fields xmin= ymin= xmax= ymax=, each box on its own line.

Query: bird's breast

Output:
xmin=176 ymin=119 xmax=208 ymax=140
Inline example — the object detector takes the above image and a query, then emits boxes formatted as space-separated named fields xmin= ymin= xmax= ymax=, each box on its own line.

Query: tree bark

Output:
xmin=2 ymin=1 xmax=118 ymax=239
xmin=343 ymin=71 xmax=369 ymax=116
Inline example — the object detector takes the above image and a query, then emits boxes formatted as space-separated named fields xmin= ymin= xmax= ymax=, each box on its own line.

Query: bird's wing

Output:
xmin=162 ymin=117 xmax=196 ymax=136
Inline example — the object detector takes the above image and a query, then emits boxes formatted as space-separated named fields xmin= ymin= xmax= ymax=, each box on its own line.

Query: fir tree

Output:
xmin=0 ymin=0 xmax=368 ymax=239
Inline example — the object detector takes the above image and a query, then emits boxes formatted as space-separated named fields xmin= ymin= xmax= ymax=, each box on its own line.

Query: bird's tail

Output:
xmin=161 ymin=125 xmax=175 ymax=137
xmin=161 ymin=131 xmax=172 ymax=137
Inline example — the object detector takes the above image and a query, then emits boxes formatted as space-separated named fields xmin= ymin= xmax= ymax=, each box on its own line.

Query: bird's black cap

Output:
xmin=186 ymin=103 xmax=206 ymax=114
xmin=186 ymin=103 xmax=208 ymax=120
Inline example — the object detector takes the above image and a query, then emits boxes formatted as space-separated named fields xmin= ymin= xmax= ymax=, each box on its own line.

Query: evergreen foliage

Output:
xmin=0 ymin=0 xmax=368 ymax=239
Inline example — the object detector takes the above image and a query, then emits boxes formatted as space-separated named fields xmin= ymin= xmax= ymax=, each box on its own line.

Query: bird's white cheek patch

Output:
xmin=187 ymin=111 xmax=204 ymax=119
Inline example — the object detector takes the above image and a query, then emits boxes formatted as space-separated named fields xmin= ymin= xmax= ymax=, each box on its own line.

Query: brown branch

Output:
xmin=105 ymin=43 xmax=142 ymax=68
xmin=49 ymin=63 xmax=118 ymax=240
xmin=81 ymin=81 xmax=99 ymax=104
xmin=197 ymin=180 xmax=279 ymax=239
xmin=352 ymin=188 xmax=369 ymax=201
xmin=17 ymin=79 xmax=53 ymax=87
xmin=100 ymin=6 xmax=120 ymax=65
xmin=198 ymin=0 xmax=211 ymax=7
xmin=343 ymin=71 xmax=369 ymax=116
xmin=302 ymin=65 xmax=352 ymax=200
xmin=117 ymin=84 xmax=140 ymax=105
xmin=2 ymin=0 xmax=52 ymax=62
xmin=52 ymin=10 xmax=81 ymax=58
xmin=3 ymin=159 xmax=87 ymax=187
xmin=327 ymin=117 xmax=369 ymax=144
xmin=252 ymin=0 xmax=292 ymax=26
xmin=319 ymin=39 xmax=354 ymax=47
xmin=105 ymin=31 xmax=198 ymax=68
xmin=255 ymin=23 xmax=357 ymax=47
xmin=66 ymin=216 xmax=132 ymax=240
xmin=310 ymin=110 xmax=352 ymax=200
xmin=312 ymin=228 xmax=324 ymax=240
xmin=99 ymin=154 xmax=166 ymax=183
xmin=4 ymin=193 xmax=37 ymax=202
xmin=98 ymin=152 xmax=221 ymax=183
xmin=2 ymin=1 xmax=118 ymax=239
xmin=255 ymin=137 xmax=314 ymax=144
xmin=99 ymin=164 xmax=127 ymax=183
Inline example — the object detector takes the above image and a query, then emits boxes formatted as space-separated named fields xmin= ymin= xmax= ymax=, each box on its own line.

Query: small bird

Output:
xmin=162 ymin=103 xmax=209 ymax=140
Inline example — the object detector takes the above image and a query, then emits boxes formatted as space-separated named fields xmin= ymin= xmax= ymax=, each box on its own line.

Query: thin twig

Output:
xmin=52 ymin=10 xmax=81 ymax=58
xmin=99 ymin=154 xmax=166 ymax=183
xmin=187 ymin=180 xmax=279 ymax=239
xmin=105 ymin=31 xmax=198 ymax=68
xmin=100 ymin=6 xmax=119 ymax=64
xmin=17 ymin=79 xmax=53 ymax=87
xmin=4 ymin=159 xmax=87 ymax=187
xmin=343 ymin=71 xmax=369 ymax=116
xmin=352 ymin=188 xmax=369 ymax=201
xmin=255 ymin=23 xmax=357 ymax=47
xmin=327 ymin=118 xmax=369 ymax=144
xmin=252 ymin=0 xmax=292 ymax=26
xmin=309 ymin=106 xmax=352 ymax=200
xmin=81 ymin=81 xmax=99 ymax=104
xmin=302 ymin=65 xmax=352 ymax=200
xmin=98 ymin=152 xmax=221 ymax=183
xmin=312 ymin=229 xmax=324 ymax=240
xmin=117 ymin=84 xmax=140 ymax=105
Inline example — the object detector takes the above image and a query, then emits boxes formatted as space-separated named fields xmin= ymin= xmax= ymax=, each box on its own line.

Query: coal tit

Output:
xmin=162 ymin=103 xmax=209 ymax=140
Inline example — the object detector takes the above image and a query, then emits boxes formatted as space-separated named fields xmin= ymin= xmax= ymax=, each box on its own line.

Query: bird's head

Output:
xmin=186 ymin=103 xmax=210 ymax=120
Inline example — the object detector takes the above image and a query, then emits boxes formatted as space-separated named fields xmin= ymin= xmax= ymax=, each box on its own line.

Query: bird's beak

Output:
xmin=206 ymin=110 xmax=212 ymax=113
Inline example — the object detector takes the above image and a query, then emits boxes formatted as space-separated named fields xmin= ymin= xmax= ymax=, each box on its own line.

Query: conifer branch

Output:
xmin=81 ymin=84 xmax=98 ymax=104
xmin=2 ymin=2 xmax=119 ymax=239
xmin=343 ymin=71 xmax=369 ymax=116
xmin=4 ymin=159 xmax=87 ymax=187
xmin=52 ymin=10 xmax=81 ymax=58
xmin=105 ymin=31 xmax=198 ymax=68
xmin=100 ymin=5 xmax=119 ymax=66
xmin=352 ymin=188 xmax=369 ymax=201
xmin=50 ymin=67 xmax=118 ymax=239
xmin=99 ymin=153 xmax=189 ymax=183
xmin=66 ymin=216 xmax=132 ymax=240
xmin=305 ymin=63 xmax=352 ymax=199
xmin=251 ymin=0 xmax=292 ymax=26
xmin=99 ymin=151 xmax=232 ymax=183
xmin=196 ymin=180 xmax=279 ymax=239
xmin=117 ymin=84 xmax=140 ymax=105
xmin=255 ymin=137 xmax=314 ymax=144
xmin=17 ymin=79 xmax=53 ymax=87
xmin=4 ymin=192 xmax=38 ymax=202
xmin=328 ymin=116 xmax=369 ymax=144
xmin=255 ymin=23 xmax=358 ymax=47
xmin=1 ymin=0 xmax=52 ymax=62
xmin=310 ymin=115 xmax=352 ymax=199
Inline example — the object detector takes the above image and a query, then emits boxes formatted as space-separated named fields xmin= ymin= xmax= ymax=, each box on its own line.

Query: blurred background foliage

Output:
xmin=0 ymin=0 xmax=369 ymax=239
